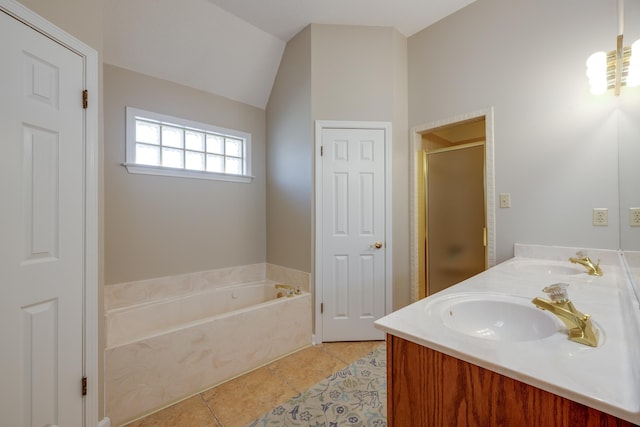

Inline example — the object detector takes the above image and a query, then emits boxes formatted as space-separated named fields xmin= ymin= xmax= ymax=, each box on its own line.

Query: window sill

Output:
xmin=122 ymin=163 xmax=254 ymax=183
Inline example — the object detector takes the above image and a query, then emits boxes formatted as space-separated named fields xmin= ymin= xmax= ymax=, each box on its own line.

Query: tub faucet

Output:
xmin=275 ymin=284 xmax=302 ymax=297
xmin=569 ymin=252 xmax=603 ymax=276
xmin=531 ymin=283 xmax=599 ymax=347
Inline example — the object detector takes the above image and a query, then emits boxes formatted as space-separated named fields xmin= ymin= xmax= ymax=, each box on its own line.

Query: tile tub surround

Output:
xmin=105 ymin=263 xmax=310 ymax=311
xmin=107 ymin=281 xmax=284 ymax=348
xmin=105 ymin=265 xmax=312 ymax=426
xmin=375 ymin=244 xmax=640 ymax=424
xmin=266 ymin=263 xmax=311 ymax=293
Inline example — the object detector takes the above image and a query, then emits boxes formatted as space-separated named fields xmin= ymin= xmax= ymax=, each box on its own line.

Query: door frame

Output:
xmin=0 ymin=1 xmax=100 ymax=425
xmin=314 ymin=120 xmax=393 ymax=344
xmin=409 ymin=109 xmax=496 ymax=302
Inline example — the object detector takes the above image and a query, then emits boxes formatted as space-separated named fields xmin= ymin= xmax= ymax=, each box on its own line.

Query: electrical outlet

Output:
xmin=630 ymin=208 xmax=640 ymax=227
xmin=499 ymin=193 xmax=511 ymax=208
xmin=593 ymin=208 xmax=608 ymax=226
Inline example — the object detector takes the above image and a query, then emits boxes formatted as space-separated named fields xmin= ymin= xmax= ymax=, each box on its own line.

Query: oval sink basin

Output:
xmin=507 ymin=259 xmax=583 ymax=276
xmin=425 ymin=293 xmax=559 ymax=342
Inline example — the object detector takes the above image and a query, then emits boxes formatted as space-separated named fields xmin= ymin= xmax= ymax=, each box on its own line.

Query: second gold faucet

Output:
xmin=569 ymin=252 xmax=603 ymax=276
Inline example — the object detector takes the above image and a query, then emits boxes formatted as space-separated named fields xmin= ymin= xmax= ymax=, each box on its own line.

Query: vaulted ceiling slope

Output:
xmin=208 ymin=0 xmax=476 ymax=42
xmin=103 ymin=0 xmax=285 ymax=109
xmin=103 ymin=0 xmax=475 ymax=109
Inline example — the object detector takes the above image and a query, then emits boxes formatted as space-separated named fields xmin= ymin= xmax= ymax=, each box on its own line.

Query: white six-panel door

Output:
xmin=0 ymin=9 xmax=85 ymax=427
xmin=320 ymin=126 xmax=388 ymax=341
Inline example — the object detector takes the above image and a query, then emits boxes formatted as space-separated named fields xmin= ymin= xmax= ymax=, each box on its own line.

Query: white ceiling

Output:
xmin=206 ymin=0 xmax=476 ymax=42
xmin=103 ymin=0 xmax=475 ymax=109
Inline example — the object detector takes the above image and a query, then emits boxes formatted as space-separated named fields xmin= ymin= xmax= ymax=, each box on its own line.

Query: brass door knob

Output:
xmin=371 ymin=241 xmax=383 ymax=249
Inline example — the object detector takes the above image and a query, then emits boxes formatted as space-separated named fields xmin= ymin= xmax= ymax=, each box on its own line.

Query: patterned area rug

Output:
xmin=247 ymin=344 xmax=387 ymax=427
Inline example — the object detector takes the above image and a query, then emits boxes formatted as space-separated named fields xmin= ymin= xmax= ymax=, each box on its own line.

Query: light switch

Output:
xmin=499 ymin=193 xmax=511 ymax=208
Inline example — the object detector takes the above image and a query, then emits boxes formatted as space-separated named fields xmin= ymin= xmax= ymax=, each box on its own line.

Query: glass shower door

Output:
xmin=426 ymin=144 xmax=486 ymax=294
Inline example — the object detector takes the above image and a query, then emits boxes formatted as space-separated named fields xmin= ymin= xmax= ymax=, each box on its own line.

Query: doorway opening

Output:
xmin=410 ymin=109 xmax=496 ymax=301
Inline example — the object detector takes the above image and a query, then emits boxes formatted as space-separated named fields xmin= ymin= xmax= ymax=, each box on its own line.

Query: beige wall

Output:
xmin=391 ymin=29 xmax=410 ymax=309
xmin=311 ymin=25 xmax=395 ymax=120
xmin=266 ymin=24 xmax=411 ymax=309
xmin=408 ymin=0 xmax=638 ymax=261
xmin=266 ymin=26 xmax=313 ymax=272
xmin=17 ymin=0 xmax=102 ymax=51
xmin=104 ymin=65 xmax=267 ymax=284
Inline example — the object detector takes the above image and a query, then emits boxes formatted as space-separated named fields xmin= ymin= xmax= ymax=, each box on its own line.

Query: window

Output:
xmin=124 ymin=107 xmax=253 ymax=183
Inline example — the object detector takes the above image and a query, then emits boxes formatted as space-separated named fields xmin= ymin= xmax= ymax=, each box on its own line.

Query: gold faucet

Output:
xmin=275 ymin=284 xmax=302 ymax=297
xmin=531 ymin=283 xmax=599 ymax=347
xmin=569 ymin=252 xmax=603 ymax=276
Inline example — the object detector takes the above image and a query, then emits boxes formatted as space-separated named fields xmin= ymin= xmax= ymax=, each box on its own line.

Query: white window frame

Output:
xmin=123 ymin=107 xmax=253 ymax=183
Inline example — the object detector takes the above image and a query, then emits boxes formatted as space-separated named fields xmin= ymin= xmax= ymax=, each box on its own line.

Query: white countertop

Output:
xmin=375 ymin=244 xmax=640 ymax=424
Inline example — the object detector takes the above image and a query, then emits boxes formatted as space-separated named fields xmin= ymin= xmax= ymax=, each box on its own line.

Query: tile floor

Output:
xmin=124 ymin=340 xmax=385 ymax=427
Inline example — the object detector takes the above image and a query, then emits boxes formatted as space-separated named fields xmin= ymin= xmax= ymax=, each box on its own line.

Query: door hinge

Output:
xmin=320 ymin=303 xmax=323 ymax=314
xmin=82 ymin=376 xmax=87 ymax=396
xmin=82 ymin=90 xmax=88 ymax=109
xmin=320 ymin=146 xmax=323 ymax=156
xmin=483 ymin=227 xmax=487 ymax=247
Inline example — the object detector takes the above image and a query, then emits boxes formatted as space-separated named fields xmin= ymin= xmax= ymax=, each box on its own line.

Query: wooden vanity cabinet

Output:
xmin=386 ymin=335 xmax=634 ymax=427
